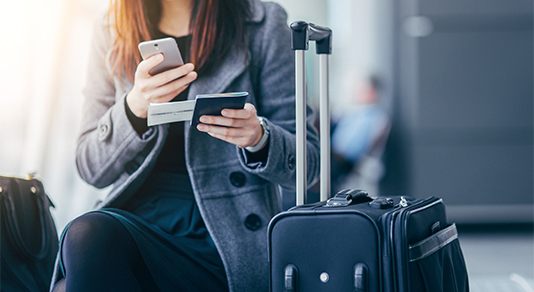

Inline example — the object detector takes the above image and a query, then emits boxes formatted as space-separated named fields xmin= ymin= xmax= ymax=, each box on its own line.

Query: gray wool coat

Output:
xmin=52 ymin=1 xmax=320 ymax=291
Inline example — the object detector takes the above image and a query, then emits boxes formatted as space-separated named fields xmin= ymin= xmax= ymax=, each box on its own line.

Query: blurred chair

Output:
xmin=329 ymin=74 xmax=390 ymax=197
xmin=281 ymin=75 xmax=390 ymax=210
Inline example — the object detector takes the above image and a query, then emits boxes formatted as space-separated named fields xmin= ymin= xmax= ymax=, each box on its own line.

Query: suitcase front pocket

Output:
xmin=408 ymin=224 xmax=469 ymax=292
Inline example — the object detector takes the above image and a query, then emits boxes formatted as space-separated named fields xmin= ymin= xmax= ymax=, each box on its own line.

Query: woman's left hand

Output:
xmin=197 ymin=103 xmax=263 ymax=148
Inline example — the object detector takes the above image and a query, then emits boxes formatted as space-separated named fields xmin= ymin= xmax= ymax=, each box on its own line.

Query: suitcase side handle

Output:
xmin=354 ymin=263 xmax=369 ymax=292
xmin=284 ymin=264 xmax=298 ymax=292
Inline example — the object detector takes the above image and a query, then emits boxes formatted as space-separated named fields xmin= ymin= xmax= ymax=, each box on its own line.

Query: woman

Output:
xmin=51 ymin=0 xmax=320 ymax=291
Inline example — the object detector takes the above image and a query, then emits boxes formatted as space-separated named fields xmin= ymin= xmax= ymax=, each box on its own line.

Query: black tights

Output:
xmin=52 ymin=212 xmax=157 ymax=292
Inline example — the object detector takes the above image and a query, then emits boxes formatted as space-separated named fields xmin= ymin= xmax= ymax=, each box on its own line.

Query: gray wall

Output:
xmin=272 ymin=0 xmax=533 ymax=224
xmin=381 ymin=0 xmax=533 ymax=224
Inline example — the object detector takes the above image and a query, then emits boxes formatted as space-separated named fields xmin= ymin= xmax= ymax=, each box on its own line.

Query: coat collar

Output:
xmin=248 ymin=0 xmax=265 ymax=23
xmin=187 ymin=0 xmax=264 ymax=99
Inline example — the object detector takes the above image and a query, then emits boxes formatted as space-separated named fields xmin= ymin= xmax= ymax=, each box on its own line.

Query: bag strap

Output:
xmin=0 ymin=177 xmax=53 ymax=261
xmin=409 ymin=223 xmax=459 ymax=262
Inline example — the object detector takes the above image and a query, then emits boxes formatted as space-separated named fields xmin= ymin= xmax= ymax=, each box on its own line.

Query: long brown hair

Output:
xmin=107 ymin=0 xmax=251 ymax=81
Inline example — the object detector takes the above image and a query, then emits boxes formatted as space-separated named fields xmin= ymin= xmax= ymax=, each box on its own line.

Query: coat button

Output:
xmin=244 ymin=214 xmax=262 ymax=231
xmin=229 ymin=172 xmax=246 ymax=187
xmin=100 ymin=124 xmax=108 ymax=134
xmin=288 ymin=155 xmax=296 ymax=170
xmin=98 ymin=124 xmax=109 ymax=139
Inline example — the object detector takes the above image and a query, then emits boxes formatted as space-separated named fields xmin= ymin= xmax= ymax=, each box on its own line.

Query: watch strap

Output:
xmin=246 ymin=117 xmax=269 ymax=152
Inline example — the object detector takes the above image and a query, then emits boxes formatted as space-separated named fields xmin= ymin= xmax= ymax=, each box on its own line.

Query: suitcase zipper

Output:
xmin=381 ymin=197 xmax=413 ymax=291
xmin=383 ymin=197 xmax=412 ymax=257
xmin=393 ymin=197 xmax=442 ymax=291
xmin=399 ymin=196 xmax=409 ymax=208
xmin=382 ymin=196 xmax=439 ymax=291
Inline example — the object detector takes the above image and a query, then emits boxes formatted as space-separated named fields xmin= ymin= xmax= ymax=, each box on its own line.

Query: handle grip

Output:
xmin=326 ymin=189 xmax=372 ymax=207
xmin=291 ymin=21 xmax=332 ymax=54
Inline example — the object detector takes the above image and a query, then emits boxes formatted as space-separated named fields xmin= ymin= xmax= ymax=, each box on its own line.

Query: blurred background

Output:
xmin=0 ymin=0 xmax=111 ymax=230
xmin=0 ymin=0 xmax=532 ymax=290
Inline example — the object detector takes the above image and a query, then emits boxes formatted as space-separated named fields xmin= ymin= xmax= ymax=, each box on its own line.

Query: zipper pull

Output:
xmin=399 ymin=196 xmax=409 ymax=208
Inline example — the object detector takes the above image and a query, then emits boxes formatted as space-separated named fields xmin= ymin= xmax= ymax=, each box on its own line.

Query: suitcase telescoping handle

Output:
xmin=291 ymin=21 xmax=332 ymax=206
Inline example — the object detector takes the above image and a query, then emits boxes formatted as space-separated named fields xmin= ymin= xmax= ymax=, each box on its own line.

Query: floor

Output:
xmin=458 ymin=225 xmax=534 ymax=292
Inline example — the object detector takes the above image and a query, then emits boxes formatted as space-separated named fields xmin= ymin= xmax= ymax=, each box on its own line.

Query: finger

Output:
xmin=198 ymin=123 xmax=256 ymax=139
xmin=153 ymin=70 xmax=197 ymax=97
xmin=221 ymin=103 xmax=257 ymax=119
xmin=165 ymin=70 xmax=197 ymax=90
xmin=197 ymin=123 xmax=240 ymax=137
xmin=148 ymin=71 xmax=197 ymax=103
xmin=136 ymin=54 xmax=164 ymax=77
xmin=153 ymin=63 xmax=196 ymax=85
xmin=199 ymin=115 xmax=248 ymax=128
xmin=150 ymin=83 xmax=191 ymax=104
xmin=197 ymin=124 xmax=256 ymax=148
xmin=205 ymin=132 xmax=252 ymax=148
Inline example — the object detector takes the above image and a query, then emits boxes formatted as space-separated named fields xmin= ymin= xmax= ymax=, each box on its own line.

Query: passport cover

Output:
xmin=190 ymin=92 xmax=248 ymax=129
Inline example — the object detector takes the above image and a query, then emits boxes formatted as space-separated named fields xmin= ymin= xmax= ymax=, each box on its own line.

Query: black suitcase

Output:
xmin=267 ymin=21 xmax=469 ymax=292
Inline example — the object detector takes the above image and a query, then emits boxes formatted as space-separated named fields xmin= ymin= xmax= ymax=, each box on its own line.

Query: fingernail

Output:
xmin=197 ymin=124 xmax=205 ymax=131
xmin=155 ymin=54 xmax=163 ymax=61
xmin=186 ymin=63 xmax=194 ymax=70
xmin=221 ymin=110 xmax=229 ymax=116
xmin=200 ymin=116 xmax=208 ymax=122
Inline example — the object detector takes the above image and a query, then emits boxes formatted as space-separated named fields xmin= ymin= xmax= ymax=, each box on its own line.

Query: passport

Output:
xmin=190 ymin=92 xmax=248 ymax=129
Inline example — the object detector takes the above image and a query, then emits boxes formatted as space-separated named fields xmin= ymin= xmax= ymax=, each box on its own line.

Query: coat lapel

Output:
xmin=188 ymin=46 xmax=248 ymax=99
xmin=187 ymin=0 xmax=265 ymax=99
xmin=184 ymin=0 xmax=265 ymax=146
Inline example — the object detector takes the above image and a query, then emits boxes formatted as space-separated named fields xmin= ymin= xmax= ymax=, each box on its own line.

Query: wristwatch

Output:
xmin=246 ymin=117 xmax=269 ymax=153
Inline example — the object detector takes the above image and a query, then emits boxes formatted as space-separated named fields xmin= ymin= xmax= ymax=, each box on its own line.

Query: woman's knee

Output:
xmin=62 ymin=212 xmax=137 ymax=264
xmin=60 ymin=212 xmax=143 ymax=291
xmin=64 ymin=212 xmax=120 ymax=247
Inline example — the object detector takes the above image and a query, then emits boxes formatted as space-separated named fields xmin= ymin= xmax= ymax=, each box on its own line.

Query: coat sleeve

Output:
xmin=75 ymin=18 xmax=158 ymax=189
xmin=238 ymin=3 xmax=320 ymax=190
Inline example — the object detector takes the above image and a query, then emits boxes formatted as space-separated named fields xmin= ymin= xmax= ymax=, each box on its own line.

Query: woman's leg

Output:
xmin=55 ymin=212 xmax=155 ymax=292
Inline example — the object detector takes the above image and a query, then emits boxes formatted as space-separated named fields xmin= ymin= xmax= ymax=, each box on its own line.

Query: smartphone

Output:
xmin=138 ymin=37 xmax=184 ymax=75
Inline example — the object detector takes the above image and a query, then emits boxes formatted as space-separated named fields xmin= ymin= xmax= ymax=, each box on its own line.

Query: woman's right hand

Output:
xmin=127 ymin=53 xmax=198 ymax=118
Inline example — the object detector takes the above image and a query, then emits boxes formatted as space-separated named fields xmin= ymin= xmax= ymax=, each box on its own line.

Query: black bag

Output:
xmin=1 ymin=175 xmax=59 ymax=292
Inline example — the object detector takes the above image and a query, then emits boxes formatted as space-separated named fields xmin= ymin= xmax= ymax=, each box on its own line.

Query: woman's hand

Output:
xmin=127 ymin=54 xmax=198 ymax=118
xmin=196 ymin=103 xmax=264 ymax=149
